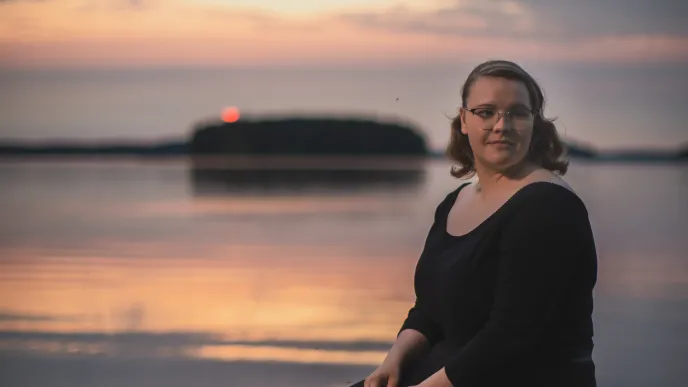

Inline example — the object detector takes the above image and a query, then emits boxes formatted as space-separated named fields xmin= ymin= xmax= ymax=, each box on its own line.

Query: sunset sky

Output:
xmin=2 ymin=0 xmax=687 ymax=68
xmin=1 ymin=0 xmax=687 ymax=148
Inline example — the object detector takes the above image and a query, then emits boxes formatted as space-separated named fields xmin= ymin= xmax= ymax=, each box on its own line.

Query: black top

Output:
xmin=398 ymin=182 xmax=598 ymax=386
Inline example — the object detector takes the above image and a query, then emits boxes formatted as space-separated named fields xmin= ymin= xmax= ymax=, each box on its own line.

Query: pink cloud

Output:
xmin=0 ymin=0 xmax=686 ymax=68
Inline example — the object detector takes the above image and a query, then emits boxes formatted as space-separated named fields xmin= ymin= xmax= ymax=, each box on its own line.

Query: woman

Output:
xmin=350 ymin=60 xmax=598 ymax=387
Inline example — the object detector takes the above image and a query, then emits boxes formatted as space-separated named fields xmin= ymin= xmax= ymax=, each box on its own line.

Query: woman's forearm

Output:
xmin=382 ymin=329 xmax=432 ymax=367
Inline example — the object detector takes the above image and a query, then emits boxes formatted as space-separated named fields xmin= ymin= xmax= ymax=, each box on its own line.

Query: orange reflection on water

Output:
xmin=141 ymin=196 xmax=413 ymax=217
xmin=0 ymin=241 xmax=415 ymax=364
xmin=31 ymin=194 xmax=418 ymax=221
xmin=195 ymin=345 xmax=386 ymax=366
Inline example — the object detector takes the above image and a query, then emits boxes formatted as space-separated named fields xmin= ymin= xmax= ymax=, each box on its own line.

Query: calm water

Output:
xmin=0 ymin=158 xmax=686 ymax=387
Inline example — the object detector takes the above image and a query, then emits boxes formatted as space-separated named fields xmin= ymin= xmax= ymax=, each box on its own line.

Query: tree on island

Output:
xmin=189 ymin=117 xmax=429 ymax=156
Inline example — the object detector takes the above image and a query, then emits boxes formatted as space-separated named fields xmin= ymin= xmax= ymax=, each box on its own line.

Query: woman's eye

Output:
xmin=510 ymin=109 xmax=532 ymax=118
xmin=475 ymin=109 xmax=495 ymax=118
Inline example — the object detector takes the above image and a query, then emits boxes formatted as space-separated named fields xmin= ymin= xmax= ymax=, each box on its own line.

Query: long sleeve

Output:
xmin=443 ymin=187 xmax=597 ymax=386
xmin=398 ymin=300 xmax=444 ymax=345
xmin=396 ymin=187 xmax=469 ymax=346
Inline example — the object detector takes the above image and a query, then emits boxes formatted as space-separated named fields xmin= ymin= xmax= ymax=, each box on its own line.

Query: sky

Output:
xmin=2 ymin=0 xmax=687 ymax=68
xmin=1 ymin=0 xmax=687 ymax=149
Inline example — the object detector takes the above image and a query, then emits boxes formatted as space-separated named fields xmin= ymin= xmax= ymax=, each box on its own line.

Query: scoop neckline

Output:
xmin=443 ymin=180 xmax=573 ymax=238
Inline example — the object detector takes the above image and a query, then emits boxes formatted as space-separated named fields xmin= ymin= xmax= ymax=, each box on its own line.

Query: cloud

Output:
xmin=338 ymin=1 xmax=534 ymax=40
xmin=522 ymin=0 xmax=687 ymax=38
xmin=1 ymin=0 xmax=686 ymax=66
xmin=339 ymin=0 xmax=688 ymax=42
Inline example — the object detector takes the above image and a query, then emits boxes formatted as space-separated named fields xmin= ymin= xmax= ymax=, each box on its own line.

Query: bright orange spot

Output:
xmin=221 ymin=107 xmax=240 ymax=123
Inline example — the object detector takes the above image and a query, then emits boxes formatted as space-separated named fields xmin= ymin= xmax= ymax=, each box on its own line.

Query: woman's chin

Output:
xmin=486 ymin=154 xmax=517 ymax=166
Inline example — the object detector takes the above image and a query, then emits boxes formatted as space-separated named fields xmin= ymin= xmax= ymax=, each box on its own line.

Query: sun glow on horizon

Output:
xmin=221 ymin=107 xmax=241 ymax=123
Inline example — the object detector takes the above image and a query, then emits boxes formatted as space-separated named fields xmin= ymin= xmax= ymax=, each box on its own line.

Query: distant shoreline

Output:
xmin=3 ymin=115 xmax=685 ymax=162
xmin=0 ymin=149 xmax=685 ymax=164
xmin=0 ymin=140 xmax=685 ymax=163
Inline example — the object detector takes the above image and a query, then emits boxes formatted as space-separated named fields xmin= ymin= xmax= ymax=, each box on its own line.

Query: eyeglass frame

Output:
xmin=463 ymin=106 xmax=536 ymax=124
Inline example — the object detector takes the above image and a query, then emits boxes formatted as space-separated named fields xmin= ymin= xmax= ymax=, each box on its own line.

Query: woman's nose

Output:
xmin=491 ymin=116 xmax=513 ymax=133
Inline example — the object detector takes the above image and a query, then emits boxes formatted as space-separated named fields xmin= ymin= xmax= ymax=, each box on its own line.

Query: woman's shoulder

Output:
xmin=507 ymin=179 xmax=589 ymax=221
xmin=499 ymin=180 xmax=596 ymax=250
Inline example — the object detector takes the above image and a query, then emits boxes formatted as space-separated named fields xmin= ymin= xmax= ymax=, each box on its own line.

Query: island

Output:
xmin=186 ymin=116 xmax=431 ymax=194
xmin=0 ymin=116 xmax=683 ymax=162
xmin=189 ymin=116 xmax=429 ymax=156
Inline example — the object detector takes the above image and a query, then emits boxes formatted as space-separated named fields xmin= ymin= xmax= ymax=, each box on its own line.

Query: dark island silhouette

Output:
xmin=0 ymin=116 xmax=684 ymax=161
xmin=187 ymin=116 xmax=430 ymax=195
xmin=190 ymin=117 xmax=428 ymax=156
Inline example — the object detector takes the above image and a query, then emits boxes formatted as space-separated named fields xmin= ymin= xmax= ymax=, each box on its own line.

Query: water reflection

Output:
xmin=189 ymin=157 xmax=426 ymax=196
xmin=0 ymin=159 xmax=687 ymax=387
xmin=0 ymin=330 xmax=392 ymax=364
xmin=0 ymin=243 xmax=412 ymax=367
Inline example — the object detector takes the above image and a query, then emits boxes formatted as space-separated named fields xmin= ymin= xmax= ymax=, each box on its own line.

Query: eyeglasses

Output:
xmin=465 ymin=107 xmax=534 ymax=125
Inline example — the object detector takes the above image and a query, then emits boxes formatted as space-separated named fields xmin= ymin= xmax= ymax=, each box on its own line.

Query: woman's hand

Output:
xmin=362 ymin=329 xmax=431 ymax=387
xmin=364 ymin=360 xmax=402 ymax=387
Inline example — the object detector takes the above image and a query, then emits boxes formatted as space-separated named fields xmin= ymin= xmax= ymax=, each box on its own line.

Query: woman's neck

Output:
xmin=473 ymin=161 xmax=537 ymax=196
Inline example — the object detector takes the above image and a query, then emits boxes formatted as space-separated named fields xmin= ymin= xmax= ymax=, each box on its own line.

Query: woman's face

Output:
xmin=460 ymin=76 xmax=535 ymax=173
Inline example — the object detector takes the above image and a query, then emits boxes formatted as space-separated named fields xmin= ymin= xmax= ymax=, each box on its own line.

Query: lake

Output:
xmin=0 ymin=158 xmax=686 ymax=387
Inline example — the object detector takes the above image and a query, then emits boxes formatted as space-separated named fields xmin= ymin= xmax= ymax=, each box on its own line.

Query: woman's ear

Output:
xmin=459 ymin=107 xmax=468 ymax=135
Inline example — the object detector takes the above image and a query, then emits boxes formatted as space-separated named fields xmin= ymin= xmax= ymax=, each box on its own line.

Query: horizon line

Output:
xmin=0 ymin=135 xmax=683 ymax=154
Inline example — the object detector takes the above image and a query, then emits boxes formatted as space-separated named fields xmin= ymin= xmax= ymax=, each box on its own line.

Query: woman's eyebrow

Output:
xmin=508 ymin=102 xmax=531 ymax=109
xmin=471 ymin=102 xmax=531 ymax=109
